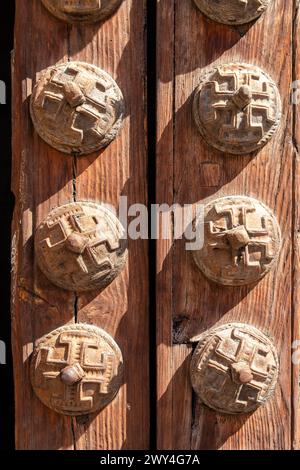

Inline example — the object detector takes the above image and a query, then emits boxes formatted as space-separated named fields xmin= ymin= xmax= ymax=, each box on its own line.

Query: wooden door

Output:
xmin=156 ymin=0 xmax=300 ymax=450
xmin=11 ymin=0 xmax=149 ymax=450
xmin=10 ymin=0 xmax=300 ymax=451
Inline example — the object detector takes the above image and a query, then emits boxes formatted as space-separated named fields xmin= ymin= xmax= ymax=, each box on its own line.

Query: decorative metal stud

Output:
xmin=35 ymin=202 xmax=127 ymax=292
xmin=193 ymin=63 xmax=281 ymax=155
xmin=30 ymin=61 xmax=124 ymax=155
xmin=193 ymin=196 xmax=281 ymax=286
xmin=41 ymin=0 xmax=123 ymax=24
xmin=30 ymin=324 xmax=123 ymax=416
xmin=193 ymin=0 xmax=272 ymax=26
xmin=190 ymin=322 xmax=279 ymax=414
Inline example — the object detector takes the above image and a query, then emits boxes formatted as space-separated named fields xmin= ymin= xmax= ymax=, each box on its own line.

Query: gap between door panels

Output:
xmin=3 ymin=0 xmax=156 ymax=451
xmin=67 ymin=0 xmax=158 ymax=451
xmin=5 ymin=0 xmax=299 ymax=452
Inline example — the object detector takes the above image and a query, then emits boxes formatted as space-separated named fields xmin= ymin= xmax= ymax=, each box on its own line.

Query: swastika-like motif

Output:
xmin=30 ymin=324 xmax=123 ymax=416
xmin=193 ymin=196 xmax=281 ymax=286
xmin=193 ymin=63 xmax=281 ymax=154
xmin=190 ymin=323 xmax=279 ymax=414
xmin=193 ymin=0 xmax=272 ymax=26
xmin=35 ymin=202 xmax=127 ymax=292
xmin=41 ymin=0 xmax=123 ymax=24
xmin=30 ymin=61 xmax=124 ymax=155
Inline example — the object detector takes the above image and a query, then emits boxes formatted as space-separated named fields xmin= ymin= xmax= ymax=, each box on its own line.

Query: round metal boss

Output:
xmin=35 ymin=201 xmax=127 ymax=292
xmin=41 ymin=0 xmax=123 ymax=24
xmin=30 ymin=324 xmax=123 ymax=416
xmin=193 ymin=63 xmax=281 ymax=155
xmin=190 ymin=322 xmax=279 ymax=415
xmin=193 ymin=0 xmax=272 ymax=26
xmin=193 ymin=196 xmax=281 ymax=286
xmin=30 ymin=61 xmax=124 ymax=155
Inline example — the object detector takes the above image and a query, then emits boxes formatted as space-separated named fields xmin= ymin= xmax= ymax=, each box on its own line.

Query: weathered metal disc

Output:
xmin=193 ymin=0 xmax=272 ymax=26
xmin=30 ymin=61 xmax=124 ymax=155
xmin=41 ymin=0 xmax=123 ymax=24
xmin=190 ymin=322 xmax=279 ymax=414
xmin=35 ymin=201 xmax=127 ymax=292
xmin=31 ymin=324 xmax=123 ymax=416
xmin=193 ymin=196 xmax=281 ymax=286
xmin=193 ymin=63 xmax=281 ymax=155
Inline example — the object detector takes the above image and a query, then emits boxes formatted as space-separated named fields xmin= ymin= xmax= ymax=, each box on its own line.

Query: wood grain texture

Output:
xmin=12 ymin=0 xmax=148 ymax=450
xmin=292 ymin=0 xmax=300 ymax=451
xmin=157 ymin=0 xmax=293 ymax=450
xmin=69 ymin=0 xmax=149 ymax=450
xmin=156 ymin=0 xmax=176 ymax=451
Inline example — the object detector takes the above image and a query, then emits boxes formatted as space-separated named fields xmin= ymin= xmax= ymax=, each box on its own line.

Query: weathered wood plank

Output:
xmin=12 ymin=0 xmax=149 ymax=450
xmin=69 ymin=0 xmax=149 ymax=450
xmin=12 ymin=0 xmax=74 ymax=450
xmin=156 ymin=0 xmax=176 ymax=450
xmin=157 ymin=0 xmax=292 ymax=450
xmin=292 ymin=0 xmax=300 ymax=451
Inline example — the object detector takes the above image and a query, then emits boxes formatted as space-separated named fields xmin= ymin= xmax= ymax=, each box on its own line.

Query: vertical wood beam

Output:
xmin=157 ymin=0 xmax=293 ymax=450
xmin=12 ymin=0 xmax=148 ymax=450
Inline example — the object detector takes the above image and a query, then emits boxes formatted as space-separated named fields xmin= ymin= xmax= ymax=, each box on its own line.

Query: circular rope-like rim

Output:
xmin=190 ymin=322 xmax=280 ymax=415
xmin=30 ymin=61 xmax=124 ymax=155
xmin=192 ymin=62 xmax=282 ymax=155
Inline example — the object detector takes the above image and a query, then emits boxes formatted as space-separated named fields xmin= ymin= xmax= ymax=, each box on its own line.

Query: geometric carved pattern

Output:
xmin=30 ymin=324 xmax=123 ymax=416
xmin=41 ymin=0 xmax=123 ymax=24
xmin=193 ymin=0 xmax=272 ymax=26
xmin=193 ymin=196 xmax=281 ymax=286
xmin=193 ymin=63 xmax=281 ymax=154
xmin=35 ymin=202 xmax=127 ymax=292
xmin=190 ymin=323 xmax=279 ymax=414
xmin=30 ymin=62 xmax=124 ymax=155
